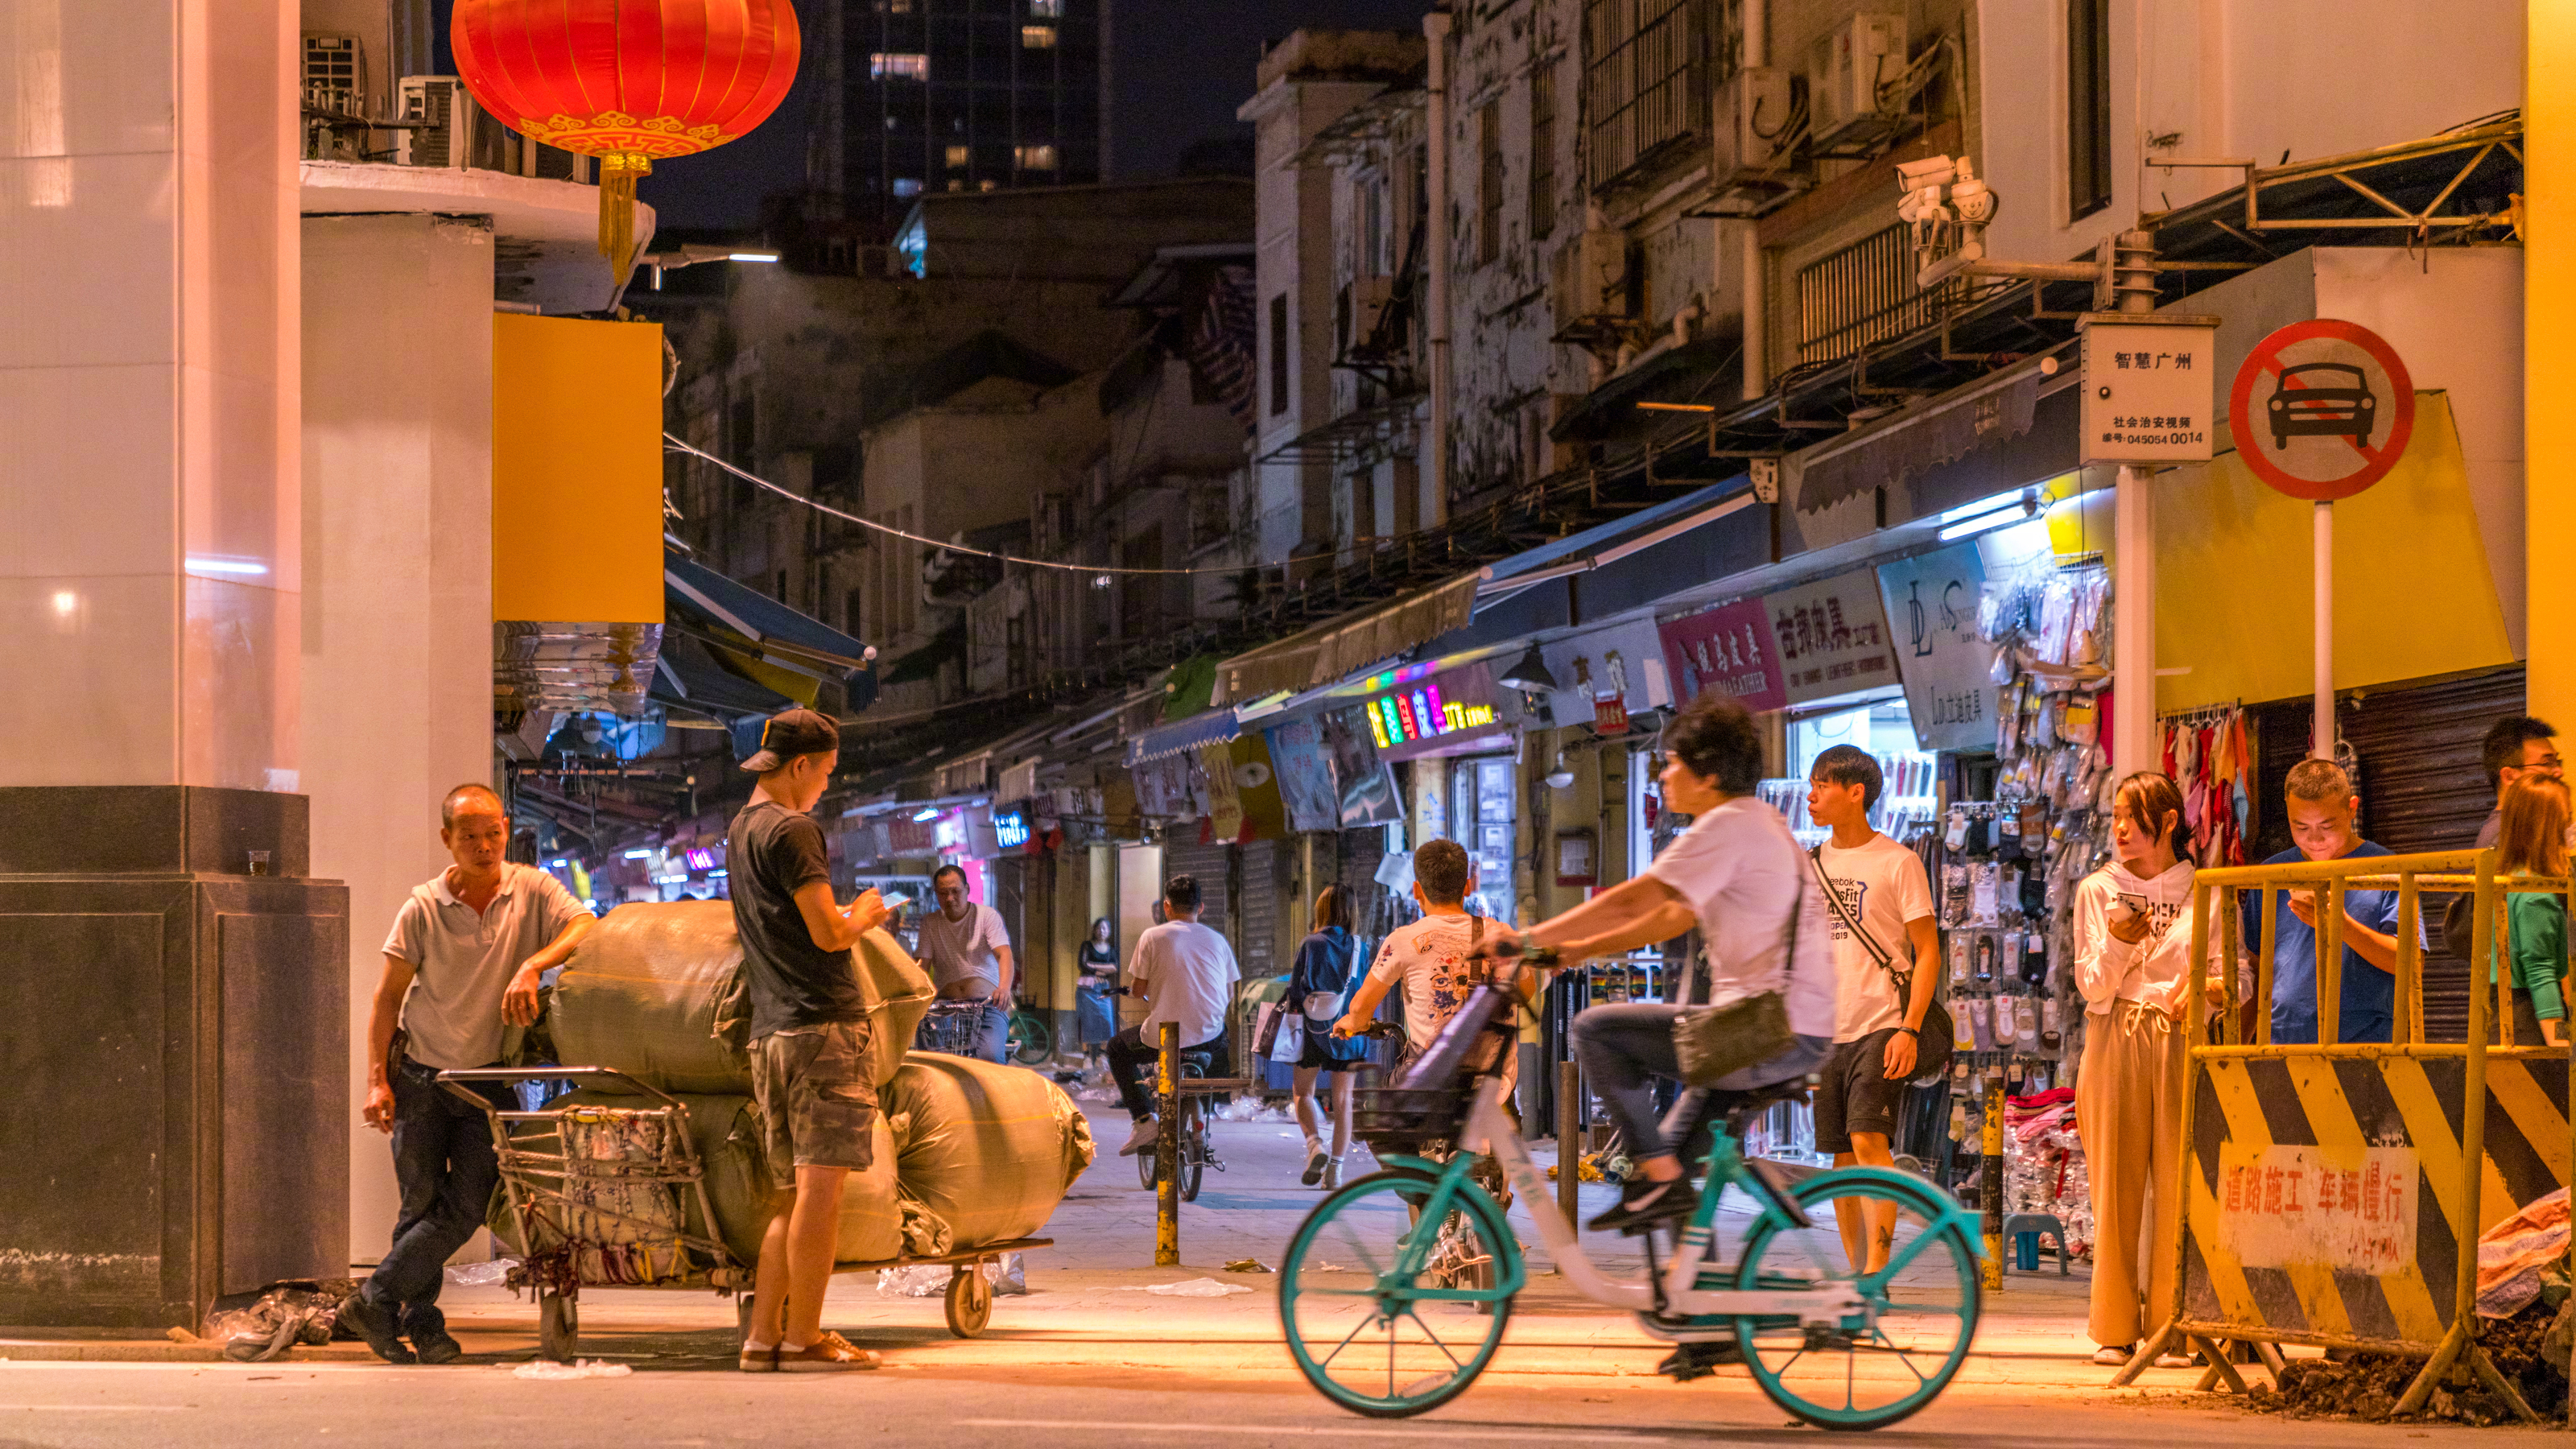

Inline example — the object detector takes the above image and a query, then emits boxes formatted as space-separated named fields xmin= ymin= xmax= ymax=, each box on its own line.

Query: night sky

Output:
xmin=430 ymin=0 xmax=1430 ymax=231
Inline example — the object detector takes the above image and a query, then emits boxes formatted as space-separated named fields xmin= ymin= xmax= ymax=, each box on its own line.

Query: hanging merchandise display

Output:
xmin=2002 ymin=1087 xmax=2093 ymax=1261
xmin=2159 ymin=704 xmax=2254 ymax=869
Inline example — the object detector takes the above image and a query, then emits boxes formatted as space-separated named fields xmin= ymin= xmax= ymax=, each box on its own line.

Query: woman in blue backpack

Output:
xmin=1290 ymin=886 xmax=1366 ymax=1188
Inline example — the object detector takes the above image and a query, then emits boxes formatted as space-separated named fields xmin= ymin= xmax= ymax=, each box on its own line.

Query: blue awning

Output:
xmin=666 ymin=551 xmax=875 ymax=674
xmin=1478 ymin=477 xmax=1744 ymax=587
xmin=649 ymin=633 xmax=800 ymax=721
xmin=1125 ymin=708 xmax=1241 ymax=766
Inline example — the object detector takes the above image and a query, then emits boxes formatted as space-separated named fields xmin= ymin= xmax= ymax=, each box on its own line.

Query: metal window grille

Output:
xmin=1478 ymin=103 xmax=1504 ymax=266
xmin=1795 ymin=225 xmax=1949 ymax=365
xmin=1529 ymin=63 xmax=1557 ymax=239
xmin=1584 ymin=0 xmax=1697 ymax=192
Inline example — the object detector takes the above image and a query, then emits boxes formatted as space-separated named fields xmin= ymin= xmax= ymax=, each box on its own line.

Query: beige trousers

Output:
xmin=2075 ymin=998 xmax=2186 ymax=1348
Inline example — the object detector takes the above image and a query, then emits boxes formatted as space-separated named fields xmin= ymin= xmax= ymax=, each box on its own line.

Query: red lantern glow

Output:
xmin=452 ymin=0 xmax=801 ymax=264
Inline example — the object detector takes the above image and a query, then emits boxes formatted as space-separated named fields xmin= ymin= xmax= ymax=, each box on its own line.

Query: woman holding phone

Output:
xmin=2072 ymin=770 xmax=2224 ymax=1368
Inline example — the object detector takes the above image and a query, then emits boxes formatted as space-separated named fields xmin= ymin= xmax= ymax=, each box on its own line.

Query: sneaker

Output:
xmin=1301 ymin=1148 xmax=1329 ymax=1187
xmin=401 ymin=1305 xmax=461 ymax=1365
xmin=1658 ymin=1339 xmax=1743 ymax=1381
xmin=1117 ymin=1116 xmax=1158 ymax=1157
xmin=1587 ymin=1176 xmax=1696 ymax=1234
xmin=777 ymin=1331 xmax=881 ymax=1372
xmin=738 ymin=1344 xmax=778 ymax=1373
xmin=1321 ymin=1158 xmax=1343 ymax=1191
xmin=2091 ymin=1343 xmax=2133 ymax=1366
xmin=336 ymin=1292 xmax=417 ymax=1365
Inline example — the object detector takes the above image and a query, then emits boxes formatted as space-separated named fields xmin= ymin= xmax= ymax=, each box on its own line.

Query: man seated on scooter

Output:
xmin=1483 ymin=688 xmax=1835 ymax=1235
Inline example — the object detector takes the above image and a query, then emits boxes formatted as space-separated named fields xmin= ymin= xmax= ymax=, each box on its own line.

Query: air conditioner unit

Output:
xmin=1713 ymin=66 xmax=1794 ymax=180
xmin=301 ymin=34 xmax=363 ymax=115
xmin=1807 ymin=12 xmax=1908 ymax=150
xmin=396 ymin=76 xmax=482 ymax=168
xmin=1550 ymin=229 xmax=1630 ymax=330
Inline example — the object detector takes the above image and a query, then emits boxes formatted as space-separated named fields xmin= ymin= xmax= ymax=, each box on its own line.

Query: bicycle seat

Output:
xmin=1711 ymin=1077 xmax=1812 ymax=1128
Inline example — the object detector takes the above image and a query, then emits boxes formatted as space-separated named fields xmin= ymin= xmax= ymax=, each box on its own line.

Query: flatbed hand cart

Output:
xmin=437 ymin=1067 xmax=1051 ymax=1360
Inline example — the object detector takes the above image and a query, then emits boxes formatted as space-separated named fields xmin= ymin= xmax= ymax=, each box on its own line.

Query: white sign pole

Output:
xmin=2314 ymin=500 xmax=2334 ymax=759
xmin=2113 ymin=465 xmax=2156 ymax=778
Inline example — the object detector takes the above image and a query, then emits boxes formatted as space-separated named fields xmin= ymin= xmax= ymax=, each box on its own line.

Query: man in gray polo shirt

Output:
xmin=339 ymin=783 xmax=594 ymax=1364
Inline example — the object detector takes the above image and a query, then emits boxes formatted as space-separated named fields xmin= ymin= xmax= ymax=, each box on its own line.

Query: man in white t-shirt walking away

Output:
xmin=1110 ymin=873 xmax=1241 ymax=1156
xmin=1334 ymin=839 xmax=1487 ymax=1078
xmin=1805 ymin=745 xmax=1938 ymax=1274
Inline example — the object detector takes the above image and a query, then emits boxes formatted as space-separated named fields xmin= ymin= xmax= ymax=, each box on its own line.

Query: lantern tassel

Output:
xmin=597 ymin=154 xmax=650 ymax=270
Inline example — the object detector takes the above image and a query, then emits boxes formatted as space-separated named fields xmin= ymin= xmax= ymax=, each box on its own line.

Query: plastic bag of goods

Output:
xmin=549 ymin=901 xmax=933 ymax=1094
xmin=881 ymin=1053 xmax=1096 ymax=1249
xmin=488 ymin=1092 xmax=949 ymax=1270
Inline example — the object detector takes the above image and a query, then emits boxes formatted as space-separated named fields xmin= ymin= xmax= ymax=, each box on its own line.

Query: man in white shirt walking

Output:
xmin=1804 ymin=745 xmax=1938 ymax=1274
xmin=341 ymin=783 xmax=595 ymax=1364
xmin=1110 ymin=874 xmax=1241 ymax=1156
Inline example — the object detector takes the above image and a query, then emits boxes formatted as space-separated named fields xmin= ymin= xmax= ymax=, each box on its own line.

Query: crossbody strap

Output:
xmin=1810 ymin=846 xmax=1909 ymax=989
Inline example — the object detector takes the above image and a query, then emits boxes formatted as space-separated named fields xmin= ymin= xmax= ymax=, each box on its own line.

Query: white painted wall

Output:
xmin=1976 ymin=0 xmax=2521 ymax=269
xmin=301 ymin=213 xmax=496 ymax=1261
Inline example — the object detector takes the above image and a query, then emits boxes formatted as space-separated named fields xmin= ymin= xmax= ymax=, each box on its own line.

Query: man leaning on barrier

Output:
xmin=2243 ymin=759 xmax=2411 ymax=1045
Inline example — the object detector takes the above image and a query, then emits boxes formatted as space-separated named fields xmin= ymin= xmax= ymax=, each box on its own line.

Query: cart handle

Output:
xmin=435 ymin=1065 xmax=691 ymax=1113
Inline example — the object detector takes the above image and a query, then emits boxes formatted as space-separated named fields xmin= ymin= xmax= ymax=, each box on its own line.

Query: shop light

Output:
xmin=622 ymin=848 xmax=654 ymax=859
xmin=910 ymin=805 xmax=942 ymax=822
xmin=1495 ymin=644 xmax=1560 ymax=694
xmin=727 ymin=252 xmax=782 ymax=263
xmin=185 ymin=555 xmax=269 ymax=576
xmin=1937 ymin=494 xmax=2035 ymax=543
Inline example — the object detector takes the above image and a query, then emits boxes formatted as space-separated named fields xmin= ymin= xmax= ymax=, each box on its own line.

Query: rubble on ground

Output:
xmin=2243 ymin=1302 xmax=2570 ymax=1426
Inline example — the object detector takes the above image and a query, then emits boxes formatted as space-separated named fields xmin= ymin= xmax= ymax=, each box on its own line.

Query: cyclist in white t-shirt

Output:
xmin=1805 ymin=745 xmax=1939 ymax=1274
xmin=1486 ymin=691 xmax=1835 ymax=1234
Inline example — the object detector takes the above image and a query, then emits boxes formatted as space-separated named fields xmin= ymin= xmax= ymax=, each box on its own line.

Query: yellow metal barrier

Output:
xmin=2112 ymin=850 xmax=2572 ymax=1422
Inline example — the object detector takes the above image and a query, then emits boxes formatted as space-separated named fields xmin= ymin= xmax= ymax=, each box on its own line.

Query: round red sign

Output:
xmin=2226 ymin=318 xmax=2415 ymax=501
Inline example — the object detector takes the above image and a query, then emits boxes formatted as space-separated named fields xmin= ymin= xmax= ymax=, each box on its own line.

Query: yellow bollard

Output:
xmin=1155 ymin=1021 xmax=1179 ymax=1267
xmin=1982 ymin=1075 xmax=2004 ymax=1294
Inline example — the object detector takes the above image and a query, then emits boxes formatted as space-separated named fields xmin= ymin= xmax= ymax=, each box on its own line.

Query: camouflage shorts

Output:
xmin=749 ymin=1018 xmax=878 ymax=1190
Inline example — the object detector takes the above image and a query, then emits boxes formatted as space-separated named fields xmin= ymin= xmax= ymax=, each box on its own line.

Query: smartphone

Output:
xmin=876 ymin=890 xmax=910 ymax=912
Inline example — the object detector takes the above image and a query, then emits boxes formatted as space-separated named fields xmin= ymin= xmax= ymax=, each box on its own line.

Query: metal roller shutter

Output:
xmin=2248 ymin=666 xmax=2524 ymax=1043
xmin=1236 ymin=840 xmax=1284 ymax=982
xmin=1163 ymin=831 xmax=1230 ymax=929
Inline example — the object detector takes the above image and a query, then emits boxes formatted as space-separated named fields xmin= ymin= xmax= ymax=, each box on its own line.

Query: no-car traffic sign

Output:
xmin=2226 ymin=319 xmax=2415 ymax=501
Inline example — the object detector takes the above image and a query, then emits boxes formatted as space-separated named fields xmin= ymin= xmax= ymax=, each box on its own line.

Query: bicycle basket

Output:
xmin=1351 ymin=1087 xmax=1468 ymax=1152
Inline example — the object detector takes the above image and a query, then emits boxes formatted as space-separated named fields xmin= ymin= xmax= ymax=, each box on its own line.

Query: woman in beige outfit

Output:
xmin=2071 ymin=772 xmax=2223 ymax=1366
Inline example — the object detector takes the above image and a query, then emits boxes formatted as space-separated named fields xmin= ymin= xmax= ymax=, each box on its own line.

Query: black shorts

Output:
xmin=1814 ymin=1028 xmax=1909 ymax=1155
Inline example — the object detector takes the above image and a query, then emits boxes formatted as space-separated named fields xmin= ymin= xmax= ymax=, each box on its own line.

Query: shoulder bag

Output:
xmin=1670 ymin=846 xmax=1802 ymax=1088
xmin=1810 ymin=846 xmax=1953 ymax=1086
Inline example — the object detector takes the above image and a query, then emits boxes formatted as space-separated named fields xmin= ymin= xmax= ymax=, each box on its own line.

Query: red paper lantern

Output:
xmin=452 ymin=0 xmax=801 ymax=266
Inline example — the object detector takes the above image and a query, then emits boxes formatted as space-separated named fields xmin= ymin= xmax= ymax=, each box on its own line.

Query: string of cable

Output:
xmin=664 ymin=433 xmax=1244 ymax=578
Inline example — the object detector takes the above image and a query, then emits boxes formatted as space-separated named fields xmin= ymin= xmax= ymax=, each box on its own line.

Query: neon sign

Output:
xmin=1366 ymin=683 xmax=1497 ymax=745
xmin=992 ymin=809 xmax=1030 ymax=850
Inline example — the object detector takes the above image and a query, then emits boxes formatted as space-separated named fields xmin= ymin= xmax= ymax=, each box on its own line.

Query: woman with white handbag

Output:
xmin=1287 ymin=886 xmax=1365 ymax=1188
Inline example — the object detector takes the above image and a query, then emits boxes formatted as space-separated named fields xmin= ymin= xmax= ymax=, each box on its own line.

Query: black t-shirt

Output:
xmin=728 ymin=799 xmax=865 ymax=1038
xmin=1079 ymin=941 xmax=1117 ymax=985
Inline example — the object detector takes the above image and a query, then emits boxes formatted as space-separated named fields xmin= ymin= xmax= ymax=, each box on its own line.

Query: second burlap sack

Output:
xmin=881 ymin=1053 xmax=1096 ymax=1249
xmin=550 ymin=901 xmax=934 ymax=1096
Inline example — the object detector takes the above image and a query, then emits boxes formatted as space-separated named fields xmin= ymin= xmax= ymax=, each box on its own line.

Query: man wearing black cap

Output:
xmin=728 ymin=708 xmax=893 ymax=1372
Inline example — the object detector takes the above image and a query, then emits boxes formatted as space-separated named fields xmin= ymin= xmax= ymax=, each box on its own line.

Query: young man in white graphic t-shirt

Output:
xmin=1806 ymin=745 xmax=1938 ymax=1274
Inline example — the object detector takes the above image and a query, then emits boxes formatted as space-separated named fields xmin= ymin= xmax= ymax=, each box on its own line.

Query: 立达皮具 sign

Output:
xmin=1877 ymin=543 xmax=1997 ymax=751
xmin=2080 ymin=313 xmax=2219 ymax=464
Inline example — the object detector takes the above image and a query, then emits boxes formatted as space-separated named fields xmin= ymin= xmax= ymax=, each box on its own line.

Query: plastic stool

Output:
xmin=2003 ymin=1212 xmax=2070 ymax=1275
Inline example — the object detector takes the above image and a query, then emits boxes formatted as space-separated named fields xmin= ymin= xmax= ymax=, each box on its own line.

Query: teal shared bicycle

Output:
xmin=1277 ymin=983 xmax=1984 ymax=1430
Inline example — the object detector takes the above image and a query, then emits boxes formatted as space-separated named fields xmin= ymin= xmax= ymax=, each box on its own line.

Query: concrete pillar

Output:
xmin=300 ymin=213 xmax=497 ymax=1262
xmin=2529 ymin=6 xmax=2576 ymax=730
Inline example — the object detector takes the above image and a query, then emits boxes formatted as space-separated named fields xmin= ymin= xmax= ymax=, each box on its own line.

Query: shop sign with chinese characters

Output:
xmin=1765 ymin=571 xmax=1900 ymax=705
xmin=1657 ymin=597 xmax=1785 ymax=712
xmin=2080 ymin=314 xmax=2219 ymax=464
xmin=2212 ymin=1143 xmax=2418 ymax=1276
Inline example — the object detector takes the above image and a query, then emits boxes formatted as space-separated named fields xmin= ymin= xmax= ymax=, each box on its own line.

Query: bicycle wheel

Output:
xmin=1009 ymin=1011 xmax=1052 ymax=1065
xmin=1138 ymin=1143 xmax=1158 ymax=1190
xmin=1278 ymin=1169 xmax=1514 ymax=1418
xmin=1731 ymin=1166 xmax=1982 ymax=1432
xmin=1179 ymin=1133 xmax=1206 ymax=1202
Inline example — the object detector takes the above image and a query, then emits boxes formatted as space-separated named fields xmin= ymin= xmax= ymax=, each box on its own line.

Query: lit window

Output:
xmin=945 ymin=144 xmax=971 ymax=167
xmin=870 ymin=52 xmax=929 ymax=80
xmin=1014 ymin=143 xmax=1057 ymax=170
xmin=892 ymin=177 xmax=923 ymax=197
xmin=1021 ymin=24 xmax=1057 ymax=47
xmin=979 ymin=179 xmax=997 ymax=192
xmin=1030 ymin=0 xmax=1062 ymax=14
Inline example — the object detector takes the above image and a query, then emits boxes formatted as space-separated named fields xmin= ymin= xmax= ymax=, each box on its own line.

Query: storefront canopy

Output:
xmin=1125 ymin=707 xmax=1242 ymax=766
xmin=664 ymin=549 xmax=881 ymax=714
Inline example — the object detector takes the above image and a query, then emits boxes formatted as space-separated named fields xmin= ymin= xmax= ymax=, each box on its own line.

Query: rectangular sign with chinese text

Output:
xmin=1766 ymin=570 xmax=1901 ymax=706
xmin=2213 ymin=1143 xmax=2418 ymax=1276
xmin=2082 ymin=316 xmax=2219 ymax=464
xmin=1876 ymin=544 xmax=1997 ymax=751
xmin=1657 ymin=598 xmax=1786 ymax=712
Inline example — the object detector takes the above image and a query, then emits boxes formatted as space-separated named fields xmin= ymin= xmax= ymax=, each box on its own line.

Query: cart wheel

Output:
xmin=538 ymin=1290 xmax=579 ymax=1362
xmin=943 ymin=1265 xmax=993 ymax=1339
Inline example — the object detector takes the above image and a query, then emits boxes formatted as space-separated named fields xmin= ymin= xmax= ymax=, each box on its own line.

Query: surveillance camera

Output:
xmin=1893 ymin=155 xmax=1957 ymax=190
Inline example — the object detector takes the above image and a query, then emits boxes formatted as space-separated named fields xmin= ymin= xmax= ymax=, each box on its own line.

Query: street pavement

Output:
xmin=0 ymin=1093 xmax=2521 ymax=1444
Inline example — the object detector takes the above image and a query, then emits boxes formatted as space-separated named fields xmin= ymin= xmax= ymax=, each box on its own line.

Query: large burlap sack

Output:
xmin=882 ymin=1054 xmax=1096 ymax=1249
xmin=550 ymin=901 xmax=934 ymax=1095
xmin=488 ymin=1091 xmax=949 ymax=1268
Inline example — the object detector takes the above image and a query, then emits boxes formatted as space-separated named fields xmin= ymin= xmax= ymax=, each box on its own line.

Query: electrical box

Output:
xmin=1549 ymin=229 xmax=1631 ymax=330
xmin=395 ymin=76 xmax=480 ymax=167
xmin=1806 ymin=12 xmax=1908 ymax=149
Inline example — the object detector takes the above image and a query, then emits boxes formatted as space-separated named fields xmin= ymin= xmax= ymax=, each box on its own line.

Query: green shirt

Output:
xmin=2506 ymin=890 xmax=2568 ymax=1022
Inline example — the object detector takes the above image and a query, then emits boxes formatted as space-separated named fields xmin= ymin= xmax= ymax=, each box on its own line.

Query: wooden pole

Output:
xmin=1155 ymin=1021 xmax=1179 ymax=1267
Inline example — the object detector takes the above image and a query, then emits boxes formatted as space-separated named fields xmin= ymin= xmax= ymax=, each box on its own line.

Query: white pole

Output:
xmin=2113 ymin=464 xmax=2156 ymax=778
xmin=2314 ymin=500 xmax=2334 ymax=758
xmin=1422 ymin=10 xmax=1454 ymax=527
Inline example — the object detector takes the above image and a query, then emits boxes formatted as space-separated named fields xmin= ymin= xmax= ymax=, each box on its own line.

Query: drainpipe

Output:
xmin=1737 ymin=0 xmax=1768 ymax=400
xmin=1424 ymin=8 xmax=1454 ymax=524
xmin=2109 ymin=229 xmax=2159 ymax=778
